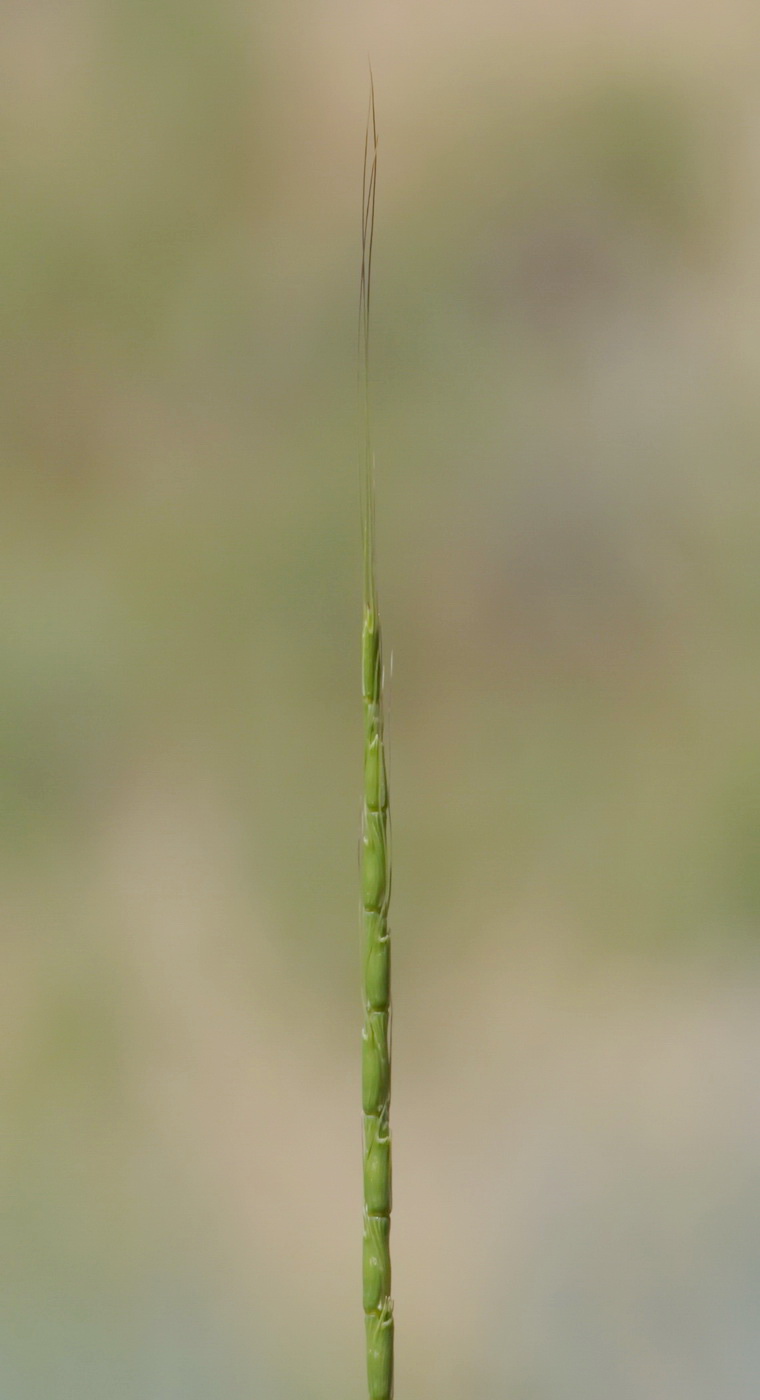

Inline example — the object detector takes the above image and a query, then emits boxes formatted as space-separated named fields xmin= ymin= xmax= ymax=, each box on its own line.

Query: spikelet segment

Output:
xmin=363 ymin=911 xmax=390 ymax=1009
xmin=366 ymin=1301 xmax=394 ymax=1400
xmin=363 ymin=1210 xmax=392 ymax=1312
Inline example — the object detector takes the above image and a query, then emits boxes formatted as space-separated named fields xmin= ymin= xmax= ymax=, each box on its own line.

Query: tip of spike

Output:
xmin=360 ymin=76 xmax=379 ymax=614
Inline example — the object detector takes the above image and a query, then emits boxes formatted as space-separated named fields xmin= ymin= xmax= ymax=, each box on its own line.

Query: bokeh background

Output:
xmin=3 ymin=2 xmax=760 ymax=1396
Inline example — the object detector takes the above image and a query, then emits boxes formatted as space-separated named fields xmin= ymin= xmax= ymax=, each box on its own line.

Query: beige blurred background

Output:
xmin=3 ymin=2 xmax=760 ymax=1396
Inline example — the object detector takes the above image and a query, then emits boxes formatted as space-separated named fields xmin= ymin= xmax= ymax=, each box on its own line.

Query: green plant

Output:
xmin=359 ymin=81 xmax=394 ymax=1400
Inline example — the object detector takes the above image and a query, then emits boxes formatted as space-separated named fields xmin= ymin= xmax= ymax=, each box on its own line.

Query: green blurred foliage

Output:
xmin=1 ymin=2 xmax=760 ymax=1396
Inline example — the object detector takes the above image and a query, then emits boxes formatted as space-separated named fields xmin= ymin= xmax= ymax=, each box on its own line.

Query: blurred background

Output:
xmin=2 ymin=1 xmax=760 ymax=1396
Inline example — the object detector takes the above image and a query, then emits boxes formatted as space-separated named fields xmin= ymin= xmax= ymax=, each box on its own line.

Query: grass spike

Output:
xmin=359 ymin=71 xmax=394 ymax=1400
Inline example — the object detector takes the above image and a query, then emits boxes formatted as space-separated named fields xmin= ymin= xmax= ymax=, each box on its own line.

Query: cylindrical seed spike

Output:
xmin=360 ymin=84 xmax=393 ymax=1400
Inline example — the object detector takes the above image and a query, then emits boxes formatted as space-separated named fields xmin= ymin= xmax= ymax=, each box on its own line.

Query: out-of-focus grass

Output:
xmin=1 ymin=2 xmax=760 ymax=1396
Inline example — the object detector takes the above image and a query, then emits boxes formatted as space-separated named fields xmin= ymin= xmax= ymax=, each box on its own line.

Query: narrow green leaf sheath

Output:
xmin=359 ymin=79 xmax=394 ymax=1400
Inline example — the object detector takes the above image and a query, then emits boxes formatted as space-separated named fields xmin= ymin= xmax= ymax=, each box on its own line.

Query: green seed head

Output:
xmin=360 ymin=80 xmax=393 ymax=1400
